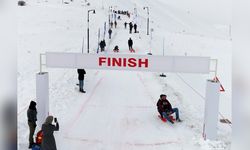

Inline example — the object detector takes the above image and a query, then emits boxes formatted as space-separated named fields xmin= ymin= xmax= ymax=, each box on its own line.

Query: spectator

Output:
xmin=110 ymin=21 xmax=114 ymax=28
xmin=41 ymin=116 xmax=59 ymax=150
xmin=77 ymin=69 xmax=86 ymax=93
xmin=134 ymin=23 xmax=137 ymax=33
xmin=99 ymin=40 xmax=106 ymax=52
xmin=129 ymin=22 xmax=133 ymax=34
xmin=128 ymin=38 xmax=133 ymax=50
xmin=27 ymin=101 xmax=37 ymax=149
xmin=114 ymin=21 xmax=117 ymax=28
xmin=108 ymin=28 xmax=112 ymax=39
xmin=124 ymin=22 xmax=127 ymax=29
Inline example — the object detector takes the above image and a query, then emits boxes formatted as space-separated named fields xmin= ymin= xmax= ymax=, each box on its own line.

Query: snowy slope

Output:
xmin=18 ymin=0 xmax=232 ymax=149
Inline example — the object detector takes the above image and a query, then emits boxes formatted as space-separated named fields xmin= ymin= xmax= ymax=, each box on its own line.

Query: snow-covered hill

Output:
xmin=18 ymin=0 xmax=232 ymax=149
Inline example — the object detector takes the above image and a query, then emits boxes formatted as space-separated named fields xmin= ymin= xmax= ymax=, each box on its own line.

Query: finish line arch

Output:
xmin=36 ymin=52 xmax=220 ymax=140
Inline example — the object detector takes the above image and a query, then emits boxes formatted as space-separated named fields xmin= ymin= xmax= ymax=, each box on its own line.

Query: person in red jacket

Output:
xmin=157 ymin=94 xmax=182 ymax=123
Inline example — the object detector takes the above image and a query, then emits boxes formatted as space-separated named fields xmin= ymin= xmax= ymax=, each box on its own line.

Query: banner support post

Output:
xmin=203 ymin=79 xmax=220 ymax=140
xmin=36 ymin=72 xmax=49 ymax=128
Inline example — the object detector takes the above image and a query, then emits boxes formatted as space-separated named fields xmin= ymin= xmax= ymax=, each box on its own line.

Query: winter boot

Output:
xmin=28 ymin=143 xmax=33 ymax=149
xmin=169 ymin=120 xmax=175 ymax=124
xmin=176 ymin=118 xmax=182 ymax=122
xmin=80 ymin=89 xmax=86 ymax=93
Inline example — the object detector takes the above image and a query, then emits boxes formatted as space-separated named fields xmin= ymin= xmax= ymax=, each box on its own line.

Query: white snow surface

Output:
xmin=18 ymin=0 xmax=232 ymax=149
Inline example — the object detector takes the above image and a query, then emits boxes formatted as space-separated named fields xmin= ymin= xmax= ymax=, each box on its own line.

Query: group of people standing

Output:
xmin=124 ymin=22 xmax=138 ymax=34
xmin=107 ymin=20 xmax=117 ymax=41
xmin=27 ymin=69 xmax=87 ymax=149
xmin=99 ymin=9 xmax=138 ymax=53
xmin=27 ymin=71 xmax=182 ymax=149
xmin=108 ymin=19 xmax=118 ymax=40
xmin=110 ymin=20 xmax=117 ymax=29
xmin=27 ymin=101 xmax=59 ymax=150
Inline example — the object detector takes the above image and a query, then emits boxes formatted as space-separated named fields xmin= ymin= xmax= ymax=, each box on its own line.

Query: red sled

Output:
xmin=158 ymin=115 xmax=167 ymax=122
xmin=158 ymin=115 xmax=175 ymax=123
xmin=36 ymin=130 xmax=43 ymax=145
xmin=129 ymin=49 xmax=135 ymax=53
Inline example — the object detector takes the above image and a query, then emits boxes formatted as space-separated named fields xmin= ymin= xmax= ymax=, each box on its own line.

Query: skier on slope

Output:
xmin=157 ymin=94 xmax=182 ymax=124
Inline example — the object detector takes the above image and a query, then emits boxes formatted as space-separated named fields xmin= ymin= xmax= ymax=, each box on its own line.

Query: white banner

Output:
xmin=46 ymin=52 xmax=210 ymax=74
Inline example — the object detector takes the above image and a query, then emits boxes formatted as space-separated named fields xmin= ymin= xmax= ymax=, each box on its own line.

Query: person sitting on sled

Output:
xmin=113 ymin=45 xmax=119 ymax=52
xmin=157 ymin=94 xmax=182 ymax=124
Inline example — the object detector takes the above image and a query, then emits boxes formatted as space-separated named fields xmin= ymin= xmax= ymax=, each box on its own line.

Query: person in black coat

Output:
xmin=129 ymin=22 xmax=133 ymax=34
xmin=128 ymin=38 xmax=133 ymax=50
xmin=114 ymin=21 xmax=117 ymax=28
xmin=108 ymin=28 xmax=112 ymax=39
xmin=77 ymin=69 xmax=86 ymax=93
xmin=124 ymin=22 xmax=127 ymax=29
xmin=156 ymin=94 xmax=182 ymax=124
xmin=27 ymin=101 xmax=37 ymax=148
xmin=110 ymin=21 xmax=114 ymax=28
xmin=127 ymin=12 xmax=130 ymax=18
xmin=134 ymin=23 xmax=137 ymax=33
xmin=99 ymin=40 xmax=106 ymax=52
xmin=41 ymin=116 xmax=59 ymax=150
